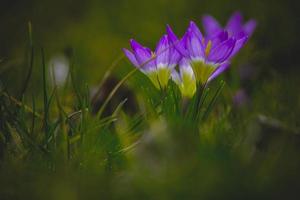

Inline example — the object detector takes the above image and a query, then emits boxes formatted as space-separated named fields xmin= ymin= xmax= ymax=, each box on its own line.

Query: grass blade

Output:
xmin=202 ymin=80 xmax=225 ymax=121
xmin=19 ymin=22 xmax=34 ymax=98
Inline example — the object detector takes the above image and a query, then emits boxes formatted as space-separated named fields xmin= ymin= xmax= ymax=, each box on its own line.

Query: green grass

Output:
xmin=1 ymin=34 xmax=300 ymax=200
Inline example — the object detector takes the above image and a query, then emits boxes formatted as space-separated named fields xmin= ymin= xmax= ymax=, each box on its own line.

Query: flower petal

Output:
xmin=171 ymin=69 xmax=181 ymax=84
xmin=123 ymin=48 xmax=139 ymax=67
xmin=169 ymin=46 xmax=181 ymax=67
xmin=166 ymin=25 xmax=189 ymax=57
xmin=143 ymin=59 xmax=156 ymax=72
xmin=155 ymin=35 xmax=170 ymax=66
xmin=189 ymin=21 xmax=203 ymax=40
xmin=228 ymin=36 xmax=248 ymax=59
xmin=130 ymin=39 xmax=156 ymax=72
xmin=209 ymin=30 xmax=229 ymax=48
xmin=179 ymin=58 xmax=196 ymax=97
xmin=130 ymin=39 xmax=151 ymax=64
xmin=243 ymin=19 xmax=257 ymax=37
xmin=208 ymin=62 xmax=230 ymax=82
xmin=202 ymin=15 xmax=222 ymax=37
xmin=226 ymin=11 xmax=243 ymax=35
xmin=130 ymin=39 xmax=155 ymax=71
xmin=208 ymin=38 xmax=236 ymax=63
xmin=235 ymin=31 xmax=247 ymax=39
xmin=186 ymin=28 xmax=205 ymax=60
xmin=179 ymin=58 xmax=194 ymax=78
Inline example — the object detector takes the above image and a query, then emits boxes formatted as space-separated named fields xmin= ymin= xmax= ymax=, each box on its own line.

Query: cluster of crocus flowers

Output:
xmin=123 ymin=12 xmax=256 ymax=98
xmin=123 ymin=35 xmax=180 ymax=90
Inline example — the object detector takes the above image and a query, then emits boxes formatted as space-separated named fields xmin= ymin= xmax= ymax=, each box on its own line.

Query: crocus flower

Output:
xmin=171 ymin=58 xmax=196 ymax=98
xmin=123 ymin=35 xmax=180 ymax=89
xmin=202 ymin=11 xmax=256 ymax=39
xmin=201 ymin=12 xmax=256 ymax=82
xmin=167 ymin=21 xmax=247 ymax=84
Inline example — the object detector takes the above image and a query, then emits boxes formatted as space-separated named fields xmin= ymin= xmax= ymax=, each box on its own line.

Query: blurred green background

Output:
xmin=1 ymin=0 xmax=299 ymax=84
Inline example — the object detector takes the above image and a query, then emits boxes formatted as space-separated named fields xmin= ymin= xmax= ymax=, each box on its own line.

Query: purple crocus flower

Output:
xmin=202 ymin=11 xmax=256 ymax=39
xmin=167 ymin=21 xmax=247 ymax=84
xmin=123 ymin=35 xmax=180 ymax=89
xmin=201 ymin=12 xmax=256 ymax=81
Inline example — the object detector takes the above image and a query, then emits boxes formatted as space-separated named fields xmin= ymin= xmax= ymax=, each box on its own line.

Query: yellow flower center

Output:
xmin=191 ymin=60 xmax=215 ymax=84
xmin=147 ymin=67 xmax=171 ymax=90
xmin=179 ymin=71 xmax=196 ymax=98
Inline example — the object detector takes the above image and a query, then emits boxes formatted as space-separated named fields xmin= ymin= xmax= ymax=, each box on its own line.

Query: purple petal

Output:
xmin=208 ymin=38 xmax=236 ymax=63
xmin=209 ymin=30 xmax=229 ymax=48
xmin=189 ymin=21 xmax=203 ymax=40
xmin=179 ymin=57 xmax=191 ymax=70
xmin=226 ymin=11 xmax=243 ymax=36
xmin=144 ymin=47 xmax=152 ymax=55
xmin=186 ymin=28 xmax=205 ymax=59
xmin=228 ymin=36 xmax=248 ymax=59
xmin=123 ymin=48 xmax=139 ymax=67
xmin=169 ymin=46 xmax=181 ymax=67
xmin=145 ymin=60 xmax=156 ymax=71
xmin=166 ymin=25 xmax=189 ymax=57
xmin=130 ymin=39 xmax=152 ymax=64
xmin=155 ymin=35 xmax=170 ymax=66
xmin=202 ymin=15 xmax=222 ymax=37
xmin=243 ymin=19 xmax=257 ymax=37
xmin=235 ymin=31 xmax=247 ymax=39
xmin=130 ymin=39 xmax=155 ymax=71
xmin=208 ymin=62 xmax=230 ymax=81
